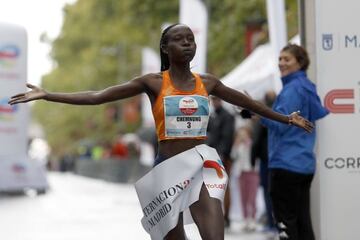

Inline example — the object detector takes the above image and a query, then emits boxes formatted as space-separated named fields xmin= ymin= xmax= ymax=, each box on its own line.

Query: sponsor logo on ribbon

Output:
xmin=203 ymin=159 xmax=225 ymax=179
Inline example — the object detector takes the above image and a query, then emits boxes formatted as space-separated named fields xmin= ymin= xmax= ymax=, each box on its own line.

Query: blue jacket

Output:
xmin=261 ymin=71 xmax=329 ymax=174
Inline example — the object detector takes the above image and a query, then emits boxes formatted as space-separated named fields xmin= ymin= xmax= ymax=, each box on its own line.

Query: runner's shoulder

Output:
xmin=139 ymin=72 xmax=162 ymax=83
xmin=198 ymin=73 xmax=222 ymax=91
xmin=131 ymin=72 xmax=162 ymax=85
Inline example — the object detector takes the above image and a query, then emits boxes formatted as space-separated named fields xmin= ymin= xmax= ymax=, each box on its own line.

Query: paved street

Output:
xmin=0 ymin=172 xmax=273 ymax=240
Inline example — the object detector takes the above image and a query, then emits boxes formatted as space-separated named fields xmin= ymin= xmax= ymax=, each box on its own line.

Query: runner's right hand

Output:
xmin=8 ymin=83 xmax=47 ymax=105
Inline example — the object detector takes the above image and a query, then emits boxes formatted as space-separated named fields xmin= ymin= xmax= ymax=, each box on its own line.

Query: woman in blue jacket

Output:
xmin=261 ymin=44 xmax=329 ymax=240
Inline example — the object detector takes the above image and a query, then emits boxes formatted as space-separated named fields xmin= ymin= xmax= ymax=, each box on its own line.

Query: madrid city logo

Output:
xmin=0 ymin=45 xmax=20 ymax=68
xmin=203 ymin=159 xmax=225 ymax=178
xmin=322 ymin=34 xmax=333 ymax=51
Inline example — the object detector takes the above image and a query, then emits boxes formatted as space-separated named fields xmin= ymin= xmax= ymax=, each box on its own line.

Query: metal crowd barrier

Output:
xmin=74 ymin=158 xmax=151 ymax=183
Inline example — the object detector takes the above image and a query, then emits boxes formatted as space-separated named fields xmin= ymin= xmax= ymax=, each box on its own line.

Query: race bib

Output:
xmin=163 ymin=95 xmax=209 ymax=138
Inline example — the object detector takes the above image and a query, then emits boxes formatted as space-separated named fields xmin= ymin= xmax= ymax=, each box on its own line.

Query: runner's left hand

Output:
xmin=289 ymin=111 xmax=314 ymax=133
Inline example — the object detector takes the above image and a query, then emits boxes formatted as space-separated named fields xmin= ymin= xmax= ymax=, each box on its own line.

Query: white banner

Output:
xmin=0 ymin=22 xmax=48 ymax=191
xmin=135 ymin=144 xmax=227 ymax=239
xmin=179 ymin=0 xmax=208 ymax=74
xmin=265 ymin=0 xmax=287 ymax=93
xmin=266 ymin=0 xmax=287 ymax=56
xmin=314 ymin=1 xmax=360 ymax=239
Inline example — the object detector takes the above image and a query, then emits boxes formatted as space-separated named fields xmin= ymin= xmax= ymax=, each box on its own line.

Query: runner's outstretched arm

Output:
xmin=8 ymin=76 xmax=147 ymax=105
xmin=209 ymin=76 xmax=313 ymax=132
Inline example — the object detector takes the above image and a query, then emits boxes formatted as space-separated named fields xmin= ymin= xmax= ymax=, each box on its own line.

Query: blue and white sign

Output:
xmin=310 ymin=1 xmax=360 ymax=239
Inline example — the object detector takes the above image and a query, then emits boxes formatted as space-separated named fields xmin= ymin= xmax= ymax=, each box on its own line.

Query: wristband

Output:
xmin=288 ymin=110 xmax=300 ymax=125
xmin=288 ymin=116 xmax=293 ymax=125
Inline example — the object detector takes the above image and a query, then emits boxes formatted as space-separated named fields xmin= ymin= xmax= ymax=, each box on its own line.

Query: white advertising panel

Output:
xmin=0 ymin=23 xmax=28 ymax=156
xmin=179 ymin=0 xmax=208 ymax=74
xmin=314 ymin=1 xmax=360 ymax=239
xmin=0 ymin=22 xmax=48 ymax=191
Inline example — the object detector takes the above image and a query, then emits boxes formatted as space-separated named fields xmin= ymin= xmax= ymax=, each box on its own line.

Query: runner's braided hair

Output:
xmin=160 ymin=24 xmax=180 ymax=71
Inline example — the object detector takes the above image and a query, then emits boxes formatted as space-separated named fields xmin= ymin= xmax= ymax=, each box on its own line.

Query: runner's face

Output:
xmin=278 ymin=50 xmax=301 ymax=77
xmin=165 ymin=25 xmax=196 ymax=62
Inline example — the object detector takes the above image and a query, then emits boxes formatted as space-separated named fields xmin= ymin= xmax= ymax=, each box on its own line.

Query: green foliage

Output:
xmin=286 ymin=0 xmax=299 ymax=38
xmin=33 ymin=0 xmax=298 ymax=157
xmin=206 ymin=0 xmax=267 ymax=76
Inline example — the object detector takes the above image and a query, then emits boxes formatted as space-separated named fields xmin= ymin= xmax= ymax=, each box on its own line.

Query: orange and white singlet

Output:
xmin=152 ymin=70 xmax=210 ymax=141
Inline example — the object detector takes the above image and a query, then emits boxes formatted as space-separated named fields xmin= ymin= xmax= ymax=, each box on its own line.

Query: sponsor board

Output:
xmin=313 ymin=0 xmax=360 ymax=239
xmin=0 ymin=22 xmax=48 ymax=192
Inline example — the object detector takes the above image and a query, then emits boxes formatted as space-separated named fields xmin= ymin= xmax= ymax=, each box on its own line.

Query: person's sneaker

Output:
xmin=262 ymin=226 xmax=277 ymax=232
xmin=241 ymin=219 xmax=256 ymax=233
xmin=262 ymin=226 xmax=278 ymax=239
xmin=247 ymin=219 xmax=257 ymax=232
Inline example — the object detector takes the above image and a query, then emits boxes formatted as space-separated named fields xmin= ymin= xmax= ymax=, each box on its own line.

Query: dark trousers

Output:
xmin=269 ymin=168 xmax=315 ymax=240
xmin=260 ymin=160 xmax=274 ymax=228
